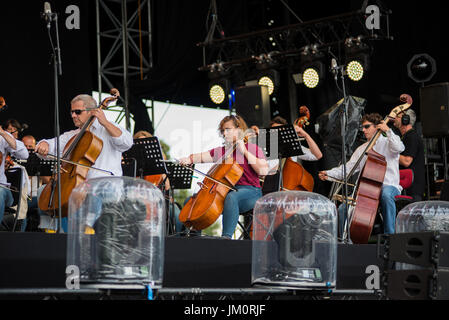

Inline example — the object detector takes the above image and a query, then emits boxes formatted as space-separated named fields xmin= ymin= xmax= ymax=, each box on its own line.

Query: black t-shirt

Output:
xmin=400 ymin=129 xmax=425 ymax=198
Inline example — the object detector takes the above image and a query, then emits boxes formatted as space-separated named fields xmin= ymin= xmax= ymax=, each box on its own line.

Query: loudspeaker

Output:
xmin=420 ymin=82 xmax=449 ymax=137
xmin=234 ymin=85 xmax=271 ymax=128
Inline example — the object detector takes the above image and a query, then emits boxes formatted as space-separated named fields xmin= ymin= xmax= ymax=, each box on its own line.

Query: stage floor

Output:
xmin=0 ymin=232 xmax=383 ymax=299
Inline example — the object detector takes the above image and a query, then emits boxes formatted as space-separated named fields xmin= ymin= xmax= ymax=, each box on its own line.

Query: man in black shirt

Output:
xmin=394 ymin=109 xmax=425 ymax=201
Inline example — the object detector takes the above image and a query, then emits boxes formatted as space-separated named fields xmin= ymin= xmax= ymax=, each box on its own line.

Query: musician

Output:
xmin=3 ymin=119 xmax=22 ymax=139
xmin=133 ymin=130 xmax=183 ymax=234
xmin=393 ymin=109 xmax=425 ymax=201
xmin=318 ymin=113 xmax=404 ymax=236
xmin=179 ymin=114 xmax=268 ymax=239
xmin=267 ymin=116 xmax=322 ymax=175
xmin=35 ymin=94 xmax=133 ymax=232
xmin=0 ymin=125 xmax=29 ymax=229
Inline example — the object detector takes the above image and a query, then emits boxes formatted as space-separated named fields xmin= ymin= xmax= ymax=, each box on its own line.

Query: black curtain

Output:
xmin=0 ymin=1 xmax=93 ymax=141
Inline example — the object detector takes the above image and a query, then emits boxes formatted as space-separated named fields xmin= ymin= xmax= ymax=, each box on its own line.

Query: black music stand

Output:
xmin=165 ymin=162 xmax=195 ymax=190
xmin=164 ymin=162 xmax=195 ymax=236
xmin=257 ymin=125 xmax=304 ymax=192
xmin=23 ymin=151 xmax=56 ymax=194
xmin=123 ymin=137 xmax=168 ymax=178
xmin=121 ymin=157 xmax=137 ymax=178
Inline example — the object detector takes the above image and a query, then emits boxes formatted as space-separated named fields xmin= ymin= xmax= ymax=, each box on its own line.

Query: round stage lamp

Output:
xmin=209 ymin=84 xmax=226 ymax=104
xmin=302 ymin=68 xmax=320 ymax=88
xmin=346 ymin=60 xmax=364 ymax=81
xmin=258 ymin=76 xmax=275 ymax=95
xmin=407 ymin=53 xmax=436 ymax=84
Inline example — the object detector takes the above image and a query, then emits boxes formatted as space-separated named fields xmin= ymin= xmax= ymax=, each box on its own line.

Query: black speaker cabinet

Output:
xmin=386 ymin=268 xmax=449 ymax=300
xmin=234 ymin=85 xmax=271 ymax=128
xmin=420 ymin=82 xmax=449 ymax=137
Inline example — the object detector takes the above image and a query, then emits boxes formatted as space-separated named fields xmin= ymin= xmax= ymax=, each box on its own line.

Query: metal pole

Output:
xmin=122 ymin=0 xmax=131 ymax=131
xmin=96 ymin=0 xmax=102 ymax=101
xmin=147 ymin=0 xmax=153 ymax=68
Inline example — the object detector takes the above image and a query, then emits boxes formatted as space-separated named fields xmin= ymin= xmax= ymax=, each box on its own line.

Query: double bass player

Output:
xmin=318 ymin=113 xmax=404 ymax=239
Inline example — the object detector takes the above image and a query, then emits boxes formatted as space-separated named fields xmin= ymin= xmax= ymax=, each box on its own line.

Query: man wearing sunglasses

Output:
xmin=318 ymin=113 xmax=404 ymax=239
xmin=34 ymin=94 xmax=133 ymax=231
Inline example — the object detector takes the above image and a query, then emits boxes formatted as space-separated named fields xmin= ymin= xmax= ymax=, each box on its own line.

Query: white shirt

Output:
xmin=267 ymin=145 xmax=318 ymax=175
xmin=326 ymin=130 xmax=404 ymax=192
xmin=0 ymin=133 xmax=29 ymax=185
xmin=39 ymin=119 xmax=133 ymax=179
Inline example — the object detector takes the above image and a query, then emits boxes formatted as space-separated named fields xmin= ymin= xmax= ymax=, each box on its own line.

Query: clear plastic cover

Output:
xmin=251 ymin=191 xmax=337 ymax=289
xmin=395 ymin=201 xmax=449 ymax=270
xmin=66 ymin=176 xmax=166 ymax=287
xmin=396 ymin=201 xmax=449 ymax=233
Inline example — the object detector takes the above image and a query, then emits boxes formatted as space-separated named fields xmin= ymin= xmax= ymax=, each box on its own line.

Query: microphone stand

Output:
xmin=45 ymin=11 xmax=63 ymax=233
xmin=332 ymin=59 xmax=351 ymax=243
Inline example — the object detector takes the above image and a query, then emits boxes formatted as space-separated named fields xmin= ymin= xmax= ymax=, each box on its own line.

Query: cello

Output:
xmin=178 ymin=137 xmax=250 ymax=231
xmin=280 ymin=106 xmax=314 ymax=192
xmin=334 ymin=94 xmax=413 ymax=243
xmin=38 ymin=89 xmax=120 ymax=216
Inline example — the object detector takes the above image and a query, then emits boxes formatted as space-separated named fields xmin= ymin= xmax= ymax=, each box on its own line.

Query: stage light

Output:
xmin=209 ymin=84 xmax=226 ymax=105
xmin=344 ymin=37 xmax=370 ymax=82
xmin=258 ymin=76 xmax=275 ymax=95
xmin=302 ymin=67 xmax=320 ymax=88
xmin=346 ymin=60 xmax=364 ymax=81
xmin=296 ymin=45 xmax=325 ymax=89
xmin=407 ymin=53 xmax=436 ymax=84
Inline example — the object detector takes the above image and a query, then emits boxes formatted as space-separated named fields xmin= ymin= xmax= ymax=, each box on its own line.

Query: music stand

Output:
xmin=121 ymin=157 xmax=137 ymax=178
xmin=165 ymin=162 xmax=195 ymax=190
xmin=24 ymin=151 xmax=56 ymax=177
xmin=163 ymin=162 xmax=195 ymax=235
xmin=123 ymin=137 xmax=168 ymax=178
xmin=257 ymin=125 xmax=304 ymax=191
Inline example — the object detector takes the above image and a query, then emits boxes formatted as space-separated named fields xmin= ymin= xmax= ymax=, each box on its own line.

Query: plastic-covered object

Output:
xmin=396 ymin=201 xmax=449 ymax=233
xmin=66 ymin=176 xmax=166 ymax=287
xmin=251 ymin=191 xmax=337 ymax=289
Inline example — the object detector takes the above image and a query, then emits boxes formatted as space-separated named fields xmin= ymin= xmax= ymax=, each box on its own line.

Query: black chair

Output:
xmin=237 ymin=209 xmax=253 ymax=240
xmin=1 ymin=167 xmax=24 ymax=232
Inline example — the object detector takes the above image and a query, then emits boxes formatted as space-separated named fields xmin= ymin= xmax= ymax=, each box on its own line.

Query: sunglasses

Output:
xmin=71 ymin=109 xmax=86 ymax=115
xmin=361 ymin=124 xmax=374 ymax=129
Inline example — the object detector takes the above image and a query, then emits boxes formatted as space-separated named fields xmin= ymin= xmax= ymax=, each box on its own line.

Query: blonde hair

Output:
xmin=133 ymin=130 xmax=153 ymax=139
xmin=218 ymin=114 xmax=248 ymax=139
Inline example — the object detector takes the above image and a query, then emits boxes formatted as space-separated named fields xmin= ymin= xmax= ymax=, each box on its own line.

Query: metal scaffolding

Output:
xmin=96 ymin=0 xmax=153 ymax=130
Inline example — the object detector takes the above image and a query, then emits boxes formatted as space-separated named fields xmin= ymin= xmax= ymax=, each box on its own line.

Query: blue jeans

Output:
xmin=181 ymin=185 xmax=262 ymax=238
xmin=338 ymin=185 xmax=400 ymax=237
xmin=221 ymin=185 xmax=262 ymax=238
xmin=0 ymin=187 xmax=14 ymax=225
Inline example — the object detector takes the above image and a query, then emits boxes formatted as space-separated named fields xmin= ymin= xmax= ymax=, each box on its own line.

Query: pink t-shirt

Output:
xmin=209 ymin=143 xmax=266 ymax=188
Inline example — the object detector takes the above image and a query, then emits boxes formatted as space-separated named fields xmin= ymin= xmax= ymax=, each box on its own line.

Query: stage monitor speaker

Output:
xmin=234 ymin=85 xmax=271 ymax=128
xmin=420 ymin=82 xmax=449 ymax=137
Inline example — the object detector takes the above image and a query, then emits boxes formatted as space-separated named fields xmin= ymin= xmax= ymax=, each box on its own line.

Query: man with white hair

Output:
xmin=35 ymin=94 xmax=134 ymax=231
xmin=394 ymin=109 xmax=425 ymax=201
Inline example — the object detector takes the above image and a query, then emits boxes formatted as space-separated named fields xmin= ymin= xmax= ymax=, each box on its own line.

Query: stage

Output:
xmin=0 ymin=232 xmax=384 ymax=300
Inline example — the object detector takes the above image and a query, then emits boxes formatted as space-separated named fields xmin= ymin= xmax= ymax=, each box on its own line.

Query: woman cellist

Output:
xmin=178 ymin=114 xmax=268 ymax=239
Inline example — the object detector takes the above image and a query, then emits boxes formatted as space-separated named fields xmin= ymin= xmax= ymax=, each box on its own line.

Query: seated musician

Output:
xmin=35 ymin=94 xmax=133 ymax=232
xmin=3 ymin=119 xmax=23 ymax=140
xmin=178 ymin=114 xmax=268 ymax=239
xmin=133 ymin=130 xmax=183 ymax=234
xmin=0 ymin=124 xmax=29 ymax=229
xmin=266 ymin=116 xmax=322 ymax=175
xmin=393 ymin=109 xmax=425 ymax=201
xmin=318 ymin=113 xmax=404 ymax=236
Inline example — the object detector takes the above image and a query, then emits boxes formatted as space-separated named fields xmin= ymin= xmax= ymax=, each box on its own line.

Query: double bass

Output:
xmin=38 ymin=89 xmax=120 ymax=216
xmin=280 ymin=106 xmax=314 ymax=192
xmin=334 ymin=94 xmax=412 ymax=244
